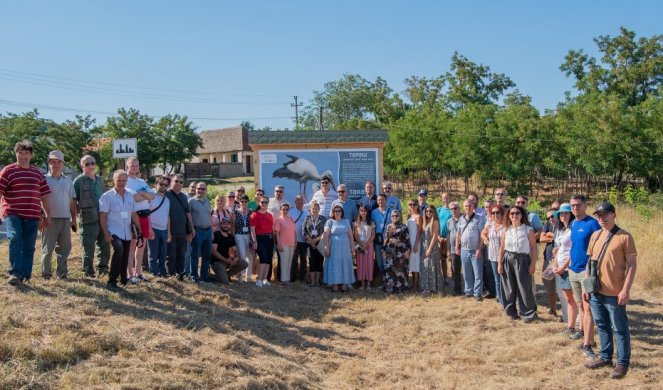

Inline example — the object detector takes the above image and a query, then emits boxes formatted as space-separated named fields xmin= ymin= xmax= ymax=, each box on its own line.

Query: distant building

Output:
xmin=190 ymin=126 xmax=253 ymax=175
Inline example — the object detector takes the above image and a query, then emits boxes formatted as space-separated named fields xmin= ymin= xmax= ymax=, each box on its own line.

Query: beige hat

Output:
xmin=48 ymin=150 xmax=65 ymax=162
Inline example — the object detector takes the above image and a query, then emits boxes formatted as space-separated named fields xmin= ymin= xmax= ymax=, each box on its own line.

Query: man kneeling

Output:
xmin=211 ymin=217 xmax=248 ymax=284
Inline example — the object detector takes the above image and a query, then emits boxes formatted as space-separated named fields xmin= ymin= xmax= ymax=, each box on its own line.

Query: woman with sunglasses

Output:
xmin=406 ymin=200 xmax=422 ymax=291
xmin=498 ymin=206 xmax=538 ymax=322
xmin=420 ymin=204 xmax=443 ymax=294
xmin=250 ymin=196 xmax=274 ymax=287
xmin=303 ymin=201 xmax=326 ymax=287
xmin=354 ymin=205 xmax=375 ymax=289
xmin=323 ymin=205 xmax=356 ymax=292
xmin=482 ymin=205 xmax=507 ymax=305
xmin=383 ymin=210 xmax=411 ymax=294
xmin=234 ymin=195 xmax=254 ymax=283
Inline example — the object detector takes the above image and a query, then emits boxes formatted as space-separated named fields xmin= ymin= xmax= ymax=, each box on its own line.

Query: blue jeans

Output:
xmin=590 ymin=293 xmax=631 ymax=366
xmin=461 ymin=249 xmax=483 ymax=297
xmin=490 ymin=261 xmax=503 ymax=305
xmin=189 ymin=227 xmax=212 ymax=282
xmin=374 ymin=243 xmax=385 ymax=276
xmin=5 ymin=215 xmax=40 ymax=280
xmin=148 ymin=228 xmax=168 ymax=276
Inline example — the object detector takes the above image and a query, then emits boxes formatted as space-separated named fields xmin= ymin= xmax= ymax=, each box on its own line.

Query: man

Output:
xmin=382 ymin=181 xmax=401 ymax=212
xmin=99 ymin=170 xmax=142 ymax=290
xmin=540 ymin=201 xmax=561 ymax=318
xmin=568 ymin=194 xmax=601 ymax=359
xmin=289 ymin=195 xmax=309 ymax=282
xmin=468 ymin=192 xmax=486 ymax=219
xmin=73 ymin=155 xmax=110 ymax=277
xmin=187 ymin=181 xmax=197 ymax=199
xmin=249 ymin=188 xmax=264 ymax=211
xmin=188 ymin=182 xmax=212 ymax=283
xmin=436 ymin=191 xmax=452 ymax=282
xmin=371 ymin=193 xmax=392 ymax=280
xmin=125 ymin=157 xmax=155 ymax=283
xmin=0 ymin=141 xmax=51 ymax=286
xmin=495 ymin=188 xmax=509 ymax=210
xmin=235 ymin=186 xmax=246 ymax=208
xmin=515 ymin=195 xmax=543 ymax=240
xmin=456 ymin=199 xmax=486 ymax=301
xmin=482 ymin=198 xmax=497 ymax=298
xmin=40 ymin=150 xmax=76 ymax=279
xmin=268 ymin=185 xmax=287 ymax=280
xmin=584 ymin=203 xmax=637 ymax=379
xmin=445 ymin=201 xmax=463 ymax=295
xmin=358 ymin=180 xmax=378 ymax=212
xmin=310 ymin=176 xmax=337 ymax=217
xmin=417 ymin=189 xmax=428 ymax=215
xmin=210 ymin=217 xmax=248 ymax=284
xmin=330 ymin=184 xmax=357 ymax=223
xmin=165 ymin=174 xmax=194 ymax=280
xmin=147 ymin=176 xmax=171 ymax=277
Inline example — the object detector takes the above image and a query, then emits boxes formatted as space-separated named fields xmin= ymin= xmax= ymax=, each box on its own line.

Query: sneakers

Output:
xmin=138 ymin=274 xmax=149 ymax=282
xmin=611 ymin=364 xmax=629 ymax=379
xmin=582 ymin=344 xmax=597 ymax=360
xmin=585 ymin=357 xmax=611 ymax=369
xmin=263 ymin=280 xmax=271 ymax=287
xmin=7 ymin=275 xmax=22 ymax=286
xmin=84 ymin=271 xmax=96 ymax=278
xmin=129 ymin=276 xmax=138 ymax=285
xmin=563 ymin=327 xmax=576 ymax=336
xmin=256 ymin=280 xmax=263 ymax=287
xmin=569 ymin=330 xmax=584 ymax=340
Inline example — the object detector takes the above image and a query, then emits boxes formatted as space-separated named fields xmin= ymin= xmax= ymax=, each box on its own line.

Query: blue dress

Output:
xmin=323 ymin=219 xmax=356 ymax=285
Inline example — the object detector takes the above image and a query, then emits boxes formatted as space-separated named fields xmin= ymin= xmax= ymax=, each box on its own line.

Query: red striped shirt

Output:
xmin=0 ymin=163 xmax=51 ymax=219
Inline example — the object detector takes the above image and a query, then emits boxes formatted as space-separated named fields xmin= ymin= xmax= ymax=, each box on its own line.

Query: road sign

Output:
xmin=112 ymin=138 xmax=137 ymax=158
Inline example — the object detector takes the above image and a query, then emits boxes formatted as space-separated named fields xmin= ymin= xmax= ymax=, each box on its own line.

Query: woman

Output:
xmin=303 ymin=201 xmax=326 ymax=287
xmin=225 ymin=191 xmax=237 ymax=213
xmin=274 ymin=203 xmax=296 ymax=283
xmin=234 ymin=195 xmax=253 ymax=283
xmin=211 ymin=194 xmax=233 ymax=234
xmin=250 ymin=196 xmax=274 ymax=287
xmin=482 ymin=205 xmax=507 ymax=305
xmin=323 ymin=205 xmax=356 ymax=292
xmin=354 ymin=205 xmax=375 ymax=289
xmin=498 ymin=206 xmax=538 ymax=323
xmin=406 ymin=200 xmax=422 ymax=291
xmin=382 ymin=210 xmax=411 ymax=294
xmin=552 ymin=203 xmax=578 ymax=335
xmin=420 ymin=205 xmax=443 ymax=294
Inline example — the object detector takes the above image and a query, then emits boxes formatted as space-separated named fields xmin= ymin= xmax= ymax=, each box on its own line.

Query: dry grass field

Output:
xmin=0 ymin=204 xmax=661 ymax=389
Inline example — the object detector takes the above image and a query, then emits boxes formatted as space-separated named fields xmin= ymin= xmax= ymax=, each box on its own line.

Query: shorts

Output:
xmin=556 ymin=271 xmax=572 ymax=290
xmin=568 ymin=269 xmax=586 ymax=303
xmin=138 ymin=215 xmax=151 ymax=238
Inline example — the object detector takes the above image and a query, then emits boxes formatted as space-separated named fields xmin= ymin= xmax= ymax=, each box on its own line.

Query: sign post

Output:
xmin=112 ymin=138 xmax=137 ymax=159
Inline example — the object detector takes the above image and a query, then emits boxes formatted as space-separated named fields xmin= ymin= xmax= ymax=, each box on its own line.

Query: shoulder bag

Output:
xmin=582 ymin=225 xmax=620 ymax=295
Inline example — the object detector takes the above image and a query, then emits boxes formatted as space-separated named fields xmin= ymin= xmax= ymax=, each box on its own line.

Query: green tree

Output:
xmin=100 ymin=108 xmax=158 ymax=174
xmin=153 ymin=114 xmax=202 ymax=174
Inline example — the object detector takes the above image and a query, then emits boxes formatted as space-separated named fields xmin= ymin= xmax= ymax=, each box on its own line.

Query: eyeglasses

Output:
xmin=334 ymin=209 xmax=343 ymax=213
xmin=383 ymin=187 xmax=392 ymax=190
xmin=408 ymin=203 xmax=416 ymax=207
xmin=197 ymin=187 xmax=207 ymax=191
xmin=174 ymin=180 xmax=184 ymax=184
xmin=240 ymin=200 xmax=248 ymax=203
xmin=509 ymin=211 xmax=521 ymax=216
xmin=158 ymin=183 xmax=169 ymax=187
xmin=450 ymin=207 xmax=458 ymax=210
xmin=84 ymin=161 xmax=96 ymax=167
xmin=338 ymin=190 xmax=345 ymax=193
xmin=260 ymin=201 xmax=269 ymax=204
xmin=321 ymin=181 xmax=329 ymax=185
xmin=275 ymin=190 xmax=283 ymax=193
xmin=228 ymin=195 xmax=235 ymax=198
xmin=496 ymin=192 xmax=505 ymax=196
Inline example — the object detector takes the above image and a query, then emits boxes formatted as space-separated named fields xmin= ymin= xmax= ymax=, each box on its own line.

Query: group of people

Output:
xmin=1 ymin=140 xmax=637 ymax=379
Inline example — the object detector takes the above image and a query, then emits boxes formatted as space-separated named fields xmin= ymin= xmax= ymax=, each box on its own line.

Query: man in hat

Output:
xmin=417 ymin=189 xmax=428 ymax=215
xmin=73 ymin=155 xmax=110 ymax=277
xmin=0 ymin=140 xmax=51 ymax=286
xmin=40 ymin=150 xmax=77 ymax=279
xmin=584 ymin=203 xmax=637 ymax=379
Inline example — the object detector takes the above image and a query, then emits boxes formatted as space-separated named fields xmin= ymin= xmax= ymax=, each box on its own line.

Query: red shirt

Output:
xmin=0 ymin=163 xmax=51 ymax=219
xmin=250 ymin=211 xmax=273 ymax=235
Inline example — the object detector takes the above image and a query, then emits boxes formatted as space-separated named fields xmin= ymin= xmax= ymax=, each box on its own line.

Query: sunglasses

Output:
xmin=260 ymin=201 xmax=269 ymax=204
xmin=197 ymin=188 xmax=207 ymax=191
xmin=383 ymin=187 xmax=392 ymax=190
xmin=391 ymin=214 xmax=400 ymax=218
xmin=509 ymin=211 xmax=521 ymax=216
xmin=174 ymin=180 xmax=184 ymax=184
xmin=275 ymin=190 xmax=283 ymax=193
xmin=228 ymin=195 xmax=235 ymax=198
xmin=496 ymin=192 xmax=506 ymax=196
xmin=158 ymin=183 xmax=169 ymax=187
xmin=337 ymin=190 xmax=345 ymax=193
xmin=408 ymin=203 xmax=416 ymax=207
xmin=282 ymin=207 xmax=290 ymax=211
xmin=84 ymin=161 xmax=96 ymax=167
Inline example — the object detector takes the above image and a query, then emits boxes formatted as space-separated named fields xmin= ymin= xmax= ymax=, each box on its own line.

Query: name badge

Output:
xmin=120 ymin=212 xmax=129 ymax=219
xmin=242 ymin=227 xmax=249 ymax=233
xmin=311 ymin=229 xmax=318 ymax=236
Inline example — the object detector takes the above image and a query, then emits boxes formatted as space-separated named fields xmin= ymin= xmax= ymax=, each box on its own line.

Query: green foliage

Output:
xmin=623 ymin=185 xmax=649 ymax=206
xmin=607 ymin=186 xmax=620 ymax=205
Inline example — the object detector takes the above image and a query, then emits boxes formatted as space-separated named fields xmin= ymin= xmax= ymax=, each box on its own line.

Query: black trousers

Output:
xmin=109 ymin=235 xmax=131 ymax=284
xmin=308 ymin=245 xmax=324 ymax=272
xmin=450 ymin=253 xmax=462 ymax=294
xmin=291 ymin=242 xmax=308 ymax=281
xmin=166 ymin=234 xmax=187 ymax=276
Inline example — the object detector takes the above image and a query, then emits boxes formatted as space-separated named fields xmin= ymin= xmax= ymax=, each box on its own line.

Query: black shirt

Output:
xmin=212 ymin=230 xmax=236 ymax=263
xmin=166 ymin=190 xmax=190 ymax=235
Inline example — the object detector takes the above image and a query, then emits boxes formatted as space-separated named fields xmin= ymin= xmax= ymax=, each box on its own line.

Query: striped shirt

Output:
xmin=310 ymin=189 xmax=338 ymax=217
xmin=0 ymin=163 xmax=51 ymax=219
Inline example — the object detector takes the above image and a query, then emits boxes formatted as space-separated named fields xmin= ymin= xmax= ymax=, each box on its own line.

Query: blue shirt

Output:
xmin=330 ymin=198 xmax=358 ymax=224
xmin=527 ymin=212 xmax=543 ymax=232
xmin=371 ymin=207 xmax=392 ymax=236
xmin=437 ymin=206 xmax=452 ymax=238
xmin=385 ymin=195 xmax=401 ymax=212
xmin=358 ymin=194 xmax=378 ymax=212
xmin=288 ymin=207 xmax=309 ymax=243
xmin=569 ymin=215 xmax=601 ymax=273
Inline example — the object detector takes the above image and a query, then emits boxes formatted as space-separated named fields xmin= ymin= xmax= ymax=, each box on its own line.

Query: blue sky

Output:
xmin=1 ymin=1 xmax=661 ymax=131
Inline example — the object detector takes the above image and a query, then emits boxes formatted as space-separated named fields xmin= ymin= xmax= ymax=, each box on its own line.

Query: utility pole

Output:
xmin=318 ymin=106 xmax=324 ymax=131
xmin=291 ymin=96 xmax=303 ymax=130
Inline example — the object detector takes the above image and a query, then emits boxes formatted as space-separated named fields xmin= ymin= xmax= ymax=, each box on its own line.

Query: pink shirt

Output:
xmin=274 ymin=215 xmax=296 ymax=247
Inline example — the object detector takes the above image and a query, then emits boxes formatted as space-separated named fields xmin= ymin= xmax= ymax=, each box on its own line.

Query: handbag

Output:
xmin=582 ymin=225 xmax=619 ymax=294
xmin=316 ymin=238 xmax=326 ymax=256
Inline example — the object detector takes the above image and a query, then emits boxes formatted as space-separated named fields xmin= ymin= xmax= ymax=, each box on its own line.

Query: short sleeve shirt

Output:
xmin=447 ymin=217 xmax=461 ymax=252
xmin=436 ymin=207 xmax=452 ymax=238
xmin=457 ymin=213 xmax=486 ymax=251
xmin=587 ymin=228 xmax=637 ymax=296
xmin=569 ymin=215 xmax=601 ymax=273
xmin=166 ymin=190 xmax=189 ymax=235
xmin=148 ymin=192 xmax=170 ymax=231
xmin=0 ymin=163 xmax=51 ymax=219
xmin=274 ymin=216 xmax=296 ymax=247
xmin=99 ymin=188 xmax=135 ymax=240
xmin=212 ymin=231 xmax=236 ymax=263
xmin=250 ymin=211 xmax=273 ymax=235
xmin=126 ymin=176 xmax=150 ymax=211
xmin=188 ymin=197 xmax=211 ymax=229
xmin=288 ymin=207 xmax=309 ymax=242
xmin=44 ymin=173 xmax=75 ymax=218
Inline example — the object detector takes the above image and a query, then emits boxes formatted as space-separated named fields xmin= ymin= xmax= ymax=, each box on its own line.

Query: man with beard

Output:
xmin=210 ymin=217 xmax=248 ymax=284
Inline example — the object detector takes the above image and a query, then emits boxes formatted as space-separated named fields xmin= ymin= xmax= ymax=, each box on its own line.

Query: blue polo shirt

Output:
xmin=437 ymin=206 xmax=452 ymax=238
xmin=569 ymin=215 xmax=601 ymax=273
xmin=371 ymin=207 xmax=392 ymax=236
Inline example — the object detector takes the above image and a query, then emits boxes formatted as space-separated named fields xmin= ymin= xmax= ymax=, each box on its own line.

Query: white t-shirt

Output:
xmin=554 ymin=228 xmax=572 ymax=267
xmin=149 ymin=192 xmax=170 ymax=231
xmin=126 ymin=176 xmax=150 ymax=211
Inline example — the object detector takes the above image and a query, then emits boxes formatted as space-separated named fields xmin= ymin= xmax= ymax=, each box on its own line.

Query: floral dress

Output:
xmin=383 ymin=222 xmax=411 ymax=293
xmin=419 ymin=222 xmax=443 ymax=292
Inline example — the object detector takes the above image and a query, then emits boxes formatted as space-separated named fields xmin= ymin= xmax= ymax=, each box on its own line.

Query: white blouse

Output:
xmin=554 ymin=228 xmax=572 ymax=267
xmin=504 ymin=225 xmax=533 ymax=254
